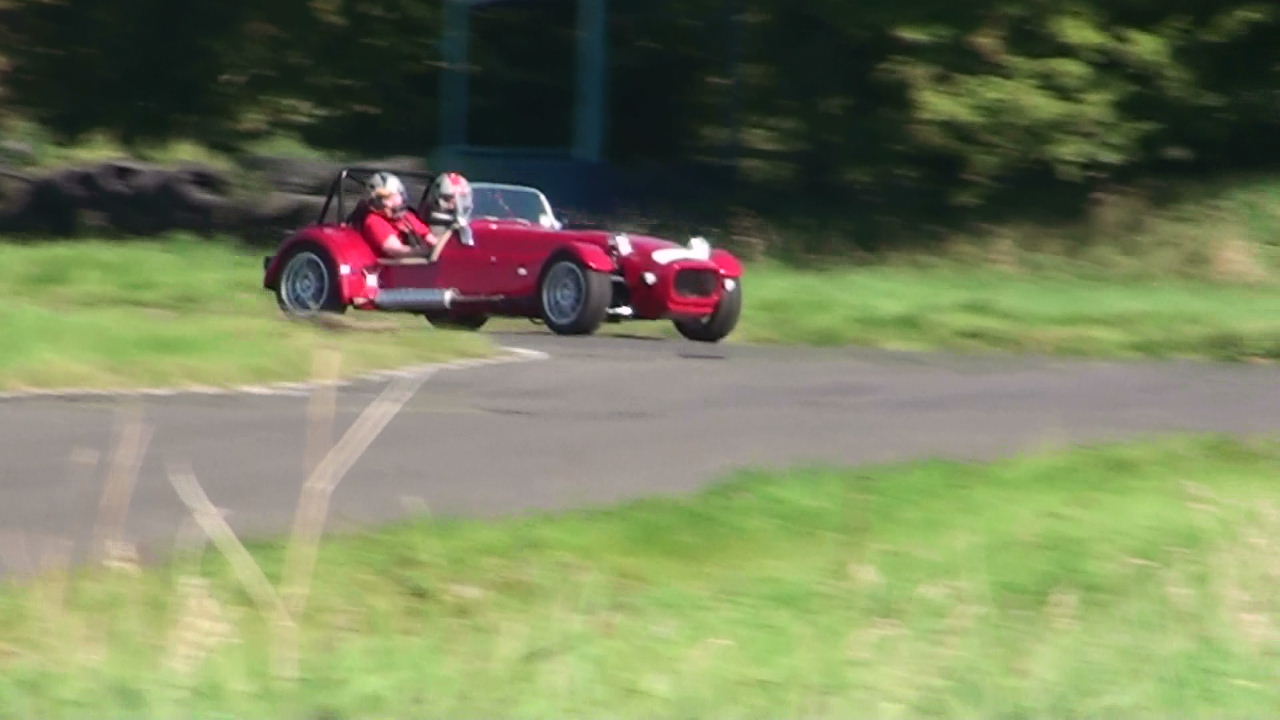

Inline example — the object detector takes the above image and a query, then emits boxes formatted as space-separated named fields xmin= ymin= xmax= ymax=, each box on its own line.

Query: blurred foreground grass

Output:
xmin=0 ymin=236 xmax=492 ymax=390
xmin=3 ymin=437 xmax=1280 ymax=717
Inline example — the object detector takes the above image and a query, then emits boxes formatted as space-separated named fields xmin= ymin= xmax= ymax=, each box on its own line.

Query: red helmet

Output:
xmin=426 ymin=172 xmax=473 ymax=225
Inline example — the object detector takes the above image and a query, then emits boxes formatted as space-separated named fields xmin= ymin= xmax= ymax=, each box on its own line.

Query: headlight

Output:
xmin=643 ymin=272 xmax=657 ymax=286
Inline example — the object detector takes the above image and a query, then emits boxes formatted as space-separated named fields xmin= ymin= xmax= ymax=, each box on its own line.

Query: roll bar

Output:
xmin=317 ymin=167 xmax=440 ymax=225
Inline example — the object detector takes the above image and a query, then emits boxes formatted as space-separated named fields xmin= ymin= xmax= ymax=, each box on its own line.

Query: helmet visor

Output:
xmin=454 ymin=190 xmax=473 ymax=223
xmin=373 ymin=187 xmax=404 ymax=212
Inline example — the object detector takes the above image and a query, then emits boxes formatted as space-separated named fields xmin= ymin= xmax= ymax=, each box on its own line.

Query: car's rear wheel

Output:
xmin=423 ymin=312 xmax=489 ymax=331
xmin=539 ymin=256 xmax=610 ymax=335
xmin=277 ymin=243 xmax=345 ymax=316
xmin=674 ymin=279 xmax=742 ymax=343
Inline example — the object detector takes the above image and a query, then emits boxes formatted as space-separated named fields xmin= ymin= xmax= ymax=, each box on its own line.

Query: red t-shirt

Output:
xmin=361 ymin=211 xmax=433 ymax=255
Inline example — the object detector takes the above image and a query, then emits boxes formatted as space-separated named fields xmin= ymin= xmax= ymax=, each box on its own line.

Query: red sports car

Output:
xmin=262 ymin=168 xmax=743 ymax=342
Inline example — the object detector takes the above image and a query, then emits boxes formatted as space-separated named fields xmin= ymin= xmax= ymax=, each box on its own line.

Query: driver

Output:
xmin=424 ymin=171 xmax=474 ymax=243
xmin=360 ymin=171 xmax=435 ymax=258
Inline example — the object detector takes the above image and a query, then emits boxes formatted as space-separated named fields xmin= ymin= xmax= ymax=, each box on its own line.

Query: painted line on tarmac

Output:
xmin=0 ymin=346 xmax=550 ymax=403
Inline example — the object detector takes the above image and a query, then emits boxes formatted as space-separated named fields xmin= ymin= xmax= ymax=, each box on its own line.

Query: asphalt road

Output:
xmin=3 ymin=333 xmax=1280 ymax=571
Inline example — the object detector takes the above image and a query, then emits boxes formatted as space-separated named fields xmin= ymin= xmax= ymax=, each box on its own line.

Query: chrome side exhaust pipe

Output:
xmin=373 ymin=288 xmax=459 ymax=311
xmin=373 ymin=288 xmax=502 ymax=312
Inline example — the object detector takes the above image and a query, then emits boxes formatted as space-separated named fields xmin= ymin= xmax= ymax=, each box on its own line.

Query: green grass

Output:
xmin=571 ymin=261 xmax=1280 ymax=361
xmin=708 ymin=173 xmax=1280 ymax=359
xmin=4 ymin=436 xmax=1280 ymax=718
xmin=578 ymin=174 xmax=1280 ymax=360
xmin=7 ymin=234 xmax=1280 ymax=393
xmin=725 ymin=173 xmax=1280 ymax=276
xmin=728 ymin=262 xmax=1280 ymax=360
xmin=0 ymin=236 xmax=492 ymax=390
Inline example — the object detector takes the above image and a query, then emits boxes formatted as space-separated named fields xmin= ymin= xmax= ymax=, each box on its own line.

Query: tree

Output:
xmin=2 ymin=0 xmax=249 ymax=142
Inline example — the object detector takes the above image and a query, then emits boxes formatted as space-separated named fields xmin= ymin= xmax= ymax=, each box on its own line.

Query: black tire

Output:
xmin=674 ymin=279 xmax=742 ymax=343
xmin=424 ymin=312 xmax=489 ymax=330
xmin=275 ymin=242 xmax=346 ymax=316
xmin=538 ymin=255 xmax=611 ymax=335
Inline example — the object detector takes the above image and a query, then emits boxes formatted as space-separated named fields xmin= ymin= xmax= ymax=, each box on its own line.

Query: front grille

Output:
xmin=674 ymin=269 xmax=719 ymax=298
xmin=610 ymin=275 xmax=631 ymax=308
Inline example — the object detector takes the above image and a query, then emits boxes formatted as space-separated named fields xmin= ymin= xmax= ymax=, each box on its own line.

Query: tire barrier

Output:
xmin=0 ymin=155 xmax=428 ymax=244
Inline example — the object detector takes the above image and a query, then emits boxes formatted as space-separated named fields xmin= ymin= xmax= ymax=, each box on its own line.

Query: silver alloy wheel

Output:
xmin=542 ymin=261 xmax=587 ymax=326
xmin=281 ymin=251 xmax=330 ymax=314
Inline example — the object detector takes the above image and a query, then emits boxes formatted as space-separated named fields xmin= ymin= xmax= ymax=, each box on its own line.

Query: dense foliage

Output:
xmin=2 ymin=0 xmax=1278 ymax=210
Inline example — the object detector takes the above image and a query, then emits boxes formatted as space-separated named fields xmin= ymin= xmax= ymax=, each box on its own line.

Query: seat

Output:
xmin=345 ymin=198 xmax=371 ymax=228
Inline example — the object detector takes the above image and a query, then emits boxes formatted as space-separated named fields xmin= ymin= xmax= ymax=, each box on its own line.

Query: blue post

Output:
xmin=572 ymin=0 xmax=607 ymax=162
xmin=439 ymin=0 xmax=471 ymax=149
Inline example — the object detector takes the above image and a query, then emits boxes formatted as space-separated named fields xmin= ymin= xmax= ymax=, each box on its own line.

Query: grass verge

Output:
xmin=573 ymin=261 xmax=1280 ymax=361
xmin=0 ymin=236 xmax=492 ymax=390
xmin=3 ymin=436 xmax=1280 ymax=717
xmin=732 ymin=262 xmax=1280 ymax=360
xmin=8 ymin=234 xmax=1280 ymax=390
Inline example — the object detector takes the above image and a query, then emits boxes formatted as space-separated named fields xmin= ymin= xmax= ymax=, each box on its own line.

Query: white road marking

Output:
xmin=0 ymin=346 xmax=551 ymax=402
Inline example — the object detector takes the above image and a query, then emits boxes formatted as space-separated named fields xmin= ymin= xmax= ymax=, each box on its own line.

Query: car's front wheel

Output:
xmin=539 ymin=256 xmax=611 ymax=335
xmin=276 ymin=243 xmax=345 ymax=316
xmin=674 ymin=279 xmax=742 ymax=343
